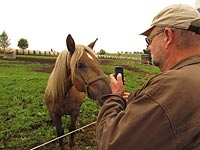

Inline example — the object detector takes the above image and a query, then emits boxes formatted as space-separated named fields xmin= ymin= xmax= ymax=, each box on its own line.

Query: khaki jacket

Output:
xmin=96 ymin=55 xmax=200 ymax=150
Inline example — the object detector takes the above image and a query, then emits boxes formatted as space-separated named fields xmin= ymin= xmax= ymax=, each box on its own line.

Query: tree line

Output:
xmin=0 ymin=30 xmax=151 ymax=62
xmin=0 ymin=30 xmax=29 ymax=51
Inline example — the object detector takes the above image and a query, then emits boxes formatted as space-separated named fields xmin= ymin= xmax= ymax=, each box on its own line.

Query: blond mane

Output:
xmin=45 ymin=44 xmax=96 ymax=101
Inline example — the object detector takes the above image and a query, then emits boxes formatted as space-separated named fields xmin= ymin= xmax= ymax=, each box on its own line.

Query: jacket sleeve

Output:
xmin=96 ymin=75 xmax=175 ymax=150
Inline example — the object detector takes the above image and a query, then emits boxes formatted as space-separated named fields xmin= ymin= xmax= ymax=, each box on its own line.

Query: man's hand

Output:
xmin=110 ymin=73 xmax=124 ymax=96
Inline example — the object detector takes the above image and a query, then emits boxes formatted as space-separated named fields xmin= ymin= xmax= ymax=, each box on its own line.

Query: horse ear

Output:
xmin=66 ymin=34 xmax=75 ymax=54
xmin=88 ymin=38 xmax=98 ymax=49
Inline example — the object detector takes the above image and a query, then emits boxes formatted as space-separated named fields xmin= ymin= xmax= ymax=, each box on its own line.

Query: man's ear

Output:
xmin=164 ymin=28 xmax=174 ymax=49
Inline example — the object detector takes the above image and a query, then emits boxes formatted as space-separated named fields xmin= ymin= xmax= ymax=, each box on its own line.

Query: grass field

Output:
xmin=0 ymin=55 xmax=159 ymax=150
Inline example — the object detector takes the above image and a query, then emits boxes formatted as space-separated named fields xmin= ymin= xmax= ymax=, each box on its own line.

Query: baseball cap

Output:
xmin=141 ymin=4 xmax=200 ymax=36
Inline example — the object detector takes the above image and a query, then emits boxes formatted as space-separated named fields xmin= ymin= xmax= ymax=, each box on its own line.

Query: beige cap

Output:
xmin=141 ymin=4 xmax=200 ymax=36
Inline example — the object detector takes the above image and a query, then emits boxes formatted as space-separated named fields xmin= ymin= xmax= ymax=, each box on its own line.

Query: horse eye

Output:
xmin=76 ymin=62 xmax=85 ymax=68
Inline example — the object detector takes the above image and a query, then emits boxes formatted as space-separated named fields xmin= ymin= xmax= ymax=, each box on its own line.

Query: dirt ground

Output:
xmin=15 ymin=57 xmax=146 ymax=74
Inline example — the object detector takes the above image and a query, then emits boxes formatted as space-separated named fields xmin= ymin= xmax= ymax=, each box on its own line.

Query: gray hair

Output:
xmin=174 ymin=29 xmax=200 ymax=49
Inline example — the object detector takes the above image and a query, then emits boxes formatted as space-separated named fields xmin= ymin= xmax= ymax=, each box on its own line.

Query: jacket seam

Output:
xmin=146 ymin=94 xmax=181 ymax=149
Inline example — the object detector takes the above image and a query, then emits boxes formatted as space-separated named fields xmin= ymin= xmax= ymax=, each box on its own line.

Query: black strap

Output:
xmin=187 ymin=25 xmax=200 ymax=34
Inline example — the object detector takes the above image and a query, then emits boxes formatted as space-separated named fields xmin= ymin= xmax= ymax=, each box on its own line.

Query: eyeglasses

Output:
xmin=145 ymin=29 xmax=164 ymax=45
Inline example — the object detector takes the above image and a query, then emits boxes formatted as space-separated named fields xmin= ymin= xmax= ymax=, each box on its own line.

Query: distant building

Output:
xmin=141 ymin=54 xmax=150 ymax=64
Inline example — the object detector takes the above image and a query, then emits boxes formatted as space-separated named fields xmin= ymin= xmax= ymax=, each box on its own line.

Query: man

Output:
xmin=96 ymin=4 xmax=200 ymax=150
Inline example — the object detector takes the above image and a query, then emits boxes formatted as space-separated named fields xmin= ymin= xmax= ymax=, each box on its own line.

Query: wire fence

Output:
xmin=30 ymin=121 xmax=97 ymax=150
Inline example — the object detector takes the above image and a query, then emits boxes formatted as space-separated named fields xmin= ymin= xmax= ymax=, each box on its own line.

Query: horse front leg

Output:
xmin=69 ymin=114 xmax=78 ymax=150
xmin=53 ymin=114 xmax=65 ymax=150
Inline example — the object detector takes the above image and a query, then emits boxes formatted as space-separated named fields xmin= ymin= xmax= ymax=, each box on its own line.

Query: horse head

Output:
xmin=66 ymin=34 xmax=111 ymax=105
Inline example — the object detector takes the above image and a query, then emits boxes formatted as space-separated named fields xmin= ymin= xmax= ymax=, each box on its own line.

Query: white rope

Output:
xmin=30 ymin=121 xmax=97 ymax=150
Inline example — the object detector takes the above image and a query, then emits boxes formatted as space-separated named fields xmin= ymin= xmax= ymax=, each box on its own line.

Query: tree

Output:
xmin=0 ymin=30 xmax=11 ymax=51
xmin=99 ymin=49 xmax=106 ymax=55
xmin=18 ymin=38 xmax=29 ymax=49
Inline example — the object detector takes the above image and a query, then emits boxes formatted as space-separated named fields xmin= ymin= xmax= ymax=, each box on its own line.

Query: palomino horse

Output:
xmin=45 ymin=34 xmax=111 ymax=150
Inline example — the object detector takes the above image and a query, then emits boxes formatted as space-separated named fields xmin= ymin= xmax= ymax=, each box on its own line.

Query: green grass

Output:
xmin=100 ymin=59 xmax=159 ymax=91
xmin=105 ymin=53 xmax=142 ymax=58
xmin=0 ymin=59 xmax=51 ymax=149
xmin=0 ymin=56 xmax=160 ymax=149
xmin=0 ymin=57 xmax=104 ymax=149
xmin=16 ymin=54 xmax=57 ymax=59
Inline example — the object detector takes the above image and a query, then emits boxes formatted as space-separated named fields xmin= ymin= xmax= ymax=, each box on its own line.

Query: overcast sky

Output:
xmin=0 ymin=0 xmax=197 ymax=53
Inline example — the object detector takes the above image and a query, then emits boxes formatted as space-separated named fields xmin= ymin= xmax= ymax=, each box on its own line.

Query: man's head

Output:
xmin=141 ymin=4 xmax=200 ymax=71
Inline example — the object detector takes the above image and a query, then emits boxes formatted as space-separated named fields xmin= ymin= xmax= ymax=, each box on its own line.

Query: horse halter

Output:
xmin=73 ymin=70 xmax=108 ymax=97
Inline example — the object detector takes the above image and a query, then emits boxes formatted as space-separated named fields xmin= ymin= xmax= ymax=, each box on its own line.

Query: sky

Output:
xmin=0 ymin=0 xmax=198 ymax=53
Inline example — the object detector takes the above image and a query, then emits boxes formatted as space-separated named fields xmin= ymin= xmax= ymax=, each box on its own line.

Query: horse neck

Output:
xmin=64 ymin=75 xmax=73 ymax=95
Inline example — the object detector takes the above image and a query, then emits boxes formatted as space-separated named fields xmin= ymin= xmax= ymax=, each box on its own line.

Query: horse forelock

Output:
xmin=70 ymin=45 xmax=97 ymax=81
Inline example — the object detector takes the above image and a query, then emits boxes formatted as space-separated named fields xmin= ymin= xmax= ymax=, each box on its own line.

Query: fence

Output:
xmin=0 ymin=48 xmax=151 ymax=64
xmin=0 ymin=48 xmax=60 ymax=57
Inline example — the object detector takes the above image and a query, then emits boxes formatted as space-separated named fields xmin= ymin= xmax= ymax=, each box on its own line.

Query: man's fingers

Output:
xmin=117 ymin=73 xmax=122 ymax=80
xmin=110 ymin=74 xmax=116 ymax=81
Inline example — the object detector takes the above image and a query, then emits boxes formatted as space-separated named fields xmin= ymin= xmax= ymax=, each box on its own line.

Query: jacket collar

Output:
xmin=170 ymin=54 xmax=200 ymax=70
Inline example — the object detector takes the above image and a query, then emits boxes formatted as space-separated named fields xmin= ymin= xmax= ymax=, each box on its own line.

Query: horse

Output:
xmin=45 ymin=34 xmax=111 ymax=150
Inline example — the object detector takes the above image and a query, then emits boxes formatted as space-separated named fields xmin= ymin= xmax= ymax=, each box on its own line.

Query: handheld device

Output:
xmin=114 ymin=66 xmax=124 ymax=84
